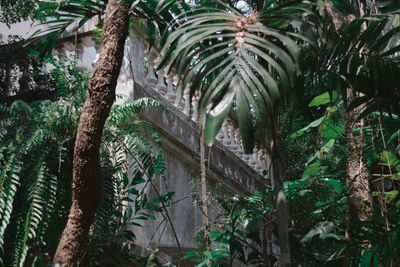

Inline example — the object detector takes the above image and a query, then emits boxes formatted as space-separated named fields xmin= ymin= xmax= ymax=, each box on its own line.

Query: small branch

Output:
xmin=150 ymin=217 xmax=166 ymax=242
xmin=110 ymin=130 xmax=187 ymax=267
xmin=199 ymin=115 xmax=211 ymax=261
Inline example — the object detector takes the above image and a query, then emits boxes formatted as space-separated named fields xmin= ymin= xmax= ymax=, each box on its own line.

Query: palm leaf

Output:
xmin=161 ymin=1 xmax=313 ymax=150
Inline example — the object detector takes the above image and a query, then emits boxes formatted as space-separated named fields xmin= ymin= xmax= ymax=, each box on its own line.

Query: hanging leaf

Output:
xmin=161 ymin=1 xmax=314 ymax=150
xmin=204 ymin=82 xmax=235 ymax=146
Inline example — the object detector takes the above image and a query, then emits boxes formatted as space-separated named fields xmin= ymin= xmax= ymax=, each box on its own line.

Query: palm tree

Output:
xmin=160 ymin=1 xmax=318 ymax=263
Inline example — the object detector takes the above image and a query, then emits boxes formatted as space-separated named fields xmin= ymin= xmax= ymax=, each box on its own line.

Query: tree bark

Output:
xmin=345 ymin=90 xmax=372 ymax=222
xmin=270 ymin=123 xmax=291 ymax=265
xmin=53 ymin=0 xmax=130 ymax=265
xmin=324 ymin=0 xmax=372 ymax=226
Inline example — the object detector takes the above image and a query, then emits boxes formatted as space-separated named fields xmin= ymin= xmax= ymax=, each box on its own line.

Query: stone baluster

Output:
xmin=127 ymin=34 xmax=146 ymax=87
xmin=191 ymin=91 xmax=200 ymax=122
xmin=247 ymin=148 xmax=258 ymax=168
xmin=56 ymin=44 xmax=67 ymax=64
xmin=259 ymin=149 xmax=269 ymax=175
xmin=183 ymin=84 xmax=191 ymax=116
xmin=242 ymin=149 xmax=251 ymax=163
xmin=80 ymin=36 xmax=96 ymax=70
xmin=155 ymin=57 xmax=167 ymax=94
xmin=234 ymin=129 xmax=244 ymax=159
xmin=253 ymin=147 xmax=263 ymax=173
xmin=227 ymin=120 xmax=238 ymax=152
xmin=51 ymin=49 xmax=60 ymax=62
xmin=62 ymin=41 xmax=75 ymax=63
xmin=92 ymin=41 xmax=101 ymax=67
xmin=221 ymin=120 xmax=232 ymax=146
xmin=38 ymin=62 xmax=47 ymax=76
xmin=174 ymin=76 xmax=184 ymax=111
xmin=145 ymin=50 xmax=157 ymax=87
xmin=36 ymin=63 xmax=47 ymax=90
xmin=165 ymin=74 xmax=175 ymax=102
xmin=216 ymin=129 xmax=224 ymax=143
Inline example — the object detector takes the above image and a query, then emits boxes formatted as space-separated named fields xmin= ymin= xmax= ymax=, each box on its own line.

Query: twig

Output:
xmin=150 ymin=217 xmax=166 ymax=242
xmin=111 ymin=130 xmax=187 ymax=266
xmin=199 ymin=115 xmax=211 ymax=258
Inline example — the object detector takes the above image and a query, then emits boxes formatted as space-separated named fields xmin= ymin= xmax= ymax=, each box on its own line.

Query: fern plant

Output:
xmin=0 ymin=58 xmax=170 ymax=266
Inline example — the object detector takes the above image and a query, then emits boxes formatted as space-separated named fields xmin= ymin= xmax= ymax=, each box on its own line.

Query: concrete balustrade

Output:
xmin=30 ymin=25 xmax=268 ymax=177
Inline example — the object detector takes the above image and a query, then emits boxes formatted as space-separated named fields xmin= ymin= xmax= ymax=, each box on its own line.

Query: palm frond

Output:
xmin=160 ymin=1 xmax=315 ymax=152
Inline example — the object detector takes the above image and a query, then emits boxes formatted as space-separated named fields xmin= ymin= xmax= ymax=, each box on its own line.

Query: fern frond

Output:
xmin=108 ymin=98 xmax=164 ymax=127
xmin=5 ymin=162 xmax=50 ymax=266
xmin=0 ymin=154 xmax=22 ymax=256
xmin=25 ymin=128 xmax=55 ymax=152
xmin=88 ymin=149 xmax=121 ymax=266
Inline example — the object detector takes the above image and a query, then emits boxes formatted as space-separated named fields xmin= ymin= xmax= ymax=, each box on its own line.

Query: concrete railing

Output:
xmin=142 ymin=47 xmax=269 ymax=176
xmin=41 ymin=23 xmax=270 ymax=182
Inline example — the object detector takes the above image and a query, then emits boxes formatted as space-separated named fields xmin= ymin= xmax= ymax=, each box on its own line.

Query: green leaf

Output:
xmin=300 ymin=221 xmax=334 ymax=243
xmin=308 ymin=91 xmax=338 ymax=107
xmin=235 ymin=79 xmax=254 ymax=154
xmin=204 ymin=80 xmax=235 ymax=146
xmin=307 ymin=139 xmax=336 ymax=164
xmin=291 ymin=116 xmax=325 ymax=139
xmin=379 ymin=151 xmax=400 ymax=172
xmin=322 ymin=118 xmax=343 ymax=139
xmin=302 ymin=161 xmax=327 ymax=179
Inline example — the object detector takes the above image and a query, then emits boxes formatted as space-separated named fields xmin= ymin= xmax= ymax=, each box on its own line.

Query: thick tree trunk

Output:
xmin=270 ymin=124 xmax=290 ymax=265
xmin=53 ymin=0 xmax=130 ymax=265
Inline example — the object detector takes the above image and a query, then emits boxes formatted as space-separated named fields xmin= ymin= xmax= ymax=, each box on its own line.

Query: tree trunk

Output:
xmin=53 ymin=0 xmax=130 ymax=265
xmin=324 ymin=0 xmax=372 ymax=225
xmin=270 ymin=123 xmax=291 ymax=265
xmin=345 ymin=89 xmax=372 ymax=222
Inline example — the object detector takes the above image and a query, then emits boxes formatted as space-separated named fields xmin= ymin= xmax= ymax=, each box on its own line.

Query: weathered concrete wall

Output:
xmin=119 ymin=74 xmax=268 ymax=258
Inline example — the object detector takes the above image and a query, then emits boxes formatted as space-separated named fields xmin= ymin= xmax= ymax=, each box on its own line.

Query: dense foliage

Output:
xmin=1 ymin=0 xmax=400 ymax=266
xmin=0 ymin=60 xmax=173 ymax=266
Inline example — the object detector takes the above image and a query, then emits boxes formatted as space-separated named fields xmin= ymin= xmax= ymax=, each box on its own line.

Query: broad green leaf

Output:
xmin=302 ymin=161 xmax=327 ymax=179
xmin=379 ymin=151 xmax=400 ymax=172
xmin=300 ymin=221 xmax=334 ymax=243
xmin=235 ymin=79 xmax=254 ymax=154
xmin=307 ymin=139 xmax=336 ymax=164
xmin=204 ymin=81 xmax=235 ymax=146
xmin=291 ymin=116 xmax=325 ymax=139
xmin=322 ymin=118 xmax=343 ymax=139
xmin=308 ymin=91 xmax=338 ymax=107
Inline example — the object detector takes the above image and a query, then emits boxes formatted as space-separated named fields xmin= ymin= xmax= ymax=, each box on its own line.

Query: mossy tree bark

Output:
xmin=53 ymin=0 xmax=130 ymax=265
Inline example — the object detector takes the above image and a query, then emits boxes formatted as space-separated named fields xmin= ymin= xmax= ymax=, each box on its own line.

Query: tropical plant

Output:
xmin=29 ymin=1 xmax=194 ymax=263
xmin=0 ymin=59 xmax=172 ymax=266
xmin=159 ymin=0 xmax=319 ymax=263
xmin=9 ymin=0 xmax=400 ymax=265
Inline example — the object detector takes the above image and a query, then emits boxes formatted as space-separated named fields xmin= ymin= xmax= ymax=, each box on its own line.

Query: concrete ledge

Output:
xmin=133 ymin=82 xmax=267 ymax=195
